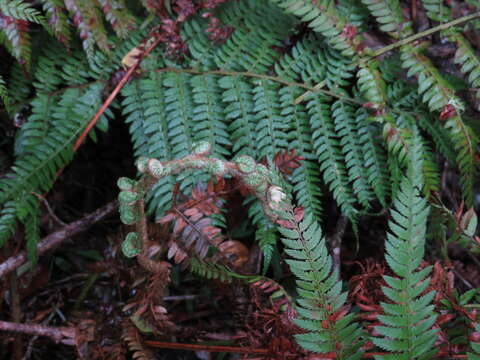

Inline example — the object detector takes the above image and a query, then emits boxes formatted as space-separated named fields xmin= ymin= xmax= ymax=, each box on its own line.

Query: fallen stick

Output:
xmin=0 ymin=320 xmax=76 ymax=345
xmin=0 ymin=201 xmax=118 ymax=279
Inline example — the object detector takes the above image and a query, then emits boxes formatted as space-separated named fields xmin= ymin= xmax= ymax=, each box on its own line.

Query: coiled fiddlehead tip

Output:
xmin=234 ymin=155 xmax=256 ymax=174
xmin=122 ymin=232 xmax=142 ymax=258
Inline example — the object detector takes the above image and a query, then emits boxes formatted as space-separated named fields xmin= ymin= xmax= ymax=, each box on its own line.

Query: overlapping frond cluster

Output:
xmin=0 ymin=34 xmax=142 ymax=261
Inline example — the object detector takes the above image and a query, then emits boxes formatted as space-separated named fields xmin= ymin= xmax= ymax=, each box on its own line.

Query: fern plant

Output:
xmin=1 ymin=0 xmax=480 ymax=357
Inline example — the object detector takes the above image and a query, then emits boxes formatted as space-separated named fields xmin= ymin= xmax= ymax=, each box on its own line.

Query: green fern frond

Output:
xmin=357 ymin=62 xmax=388 ymax=109
xmin=6 ymin=62 xmax=30 ymax=112
xmin=290 ymin=161 xmax=323 ymax=220
xmin=219 ymin=0 xmax=296 ymax=39
xmin=0 ymin=0 xmax=45 ymax=24
xmin=215 ymin=0 xmax=295 ymax=73
xmin=191 ymin=74 xmax=230 ymax=158
xmin=372 ymin=134 xmax=438 ymax=359
xmin=163 ymin=72 xmax=195 ymax=159
xmin=219 ymin=75 xmax=257 ymax=158
xmin=322 ymin=45 xmax=356 ymax=92
xmin=97 ymin=0 xmax=135 ymax=39
xmin=0 ymin=201 xmax=17 ymax=247
xmin=275 ymin=33 xmax=326 ymax=85
xmin=337 ymin=0 xmax=370 ymax=30
xmin=182 ymin=19 xmax=216 ymax=70
xmin=122 ymin=74 xmax=176 ymax=216
xmin=246 ymin=197 xmax=279 ymax=273
xmin=307 ymin=94 xmax=357 ymax=219
xmin=400 ymin=44 xmax=476 ymax=205
xmin=253 ymin=79 xmax=289 ymax=159
xmin=121 ymin=79 xmax=153 ymax=160
xmin=451 ymin=33 xmax=480 ymax=109
xmin=400 ymin=44 xmax=460 ymax=112
xmin=444 ymin=115 xmax=477 ymax=206
xmin=356 ymin=110 xmax=390 ymax=207
xmin=386 ymin=82 xmax=421 ymax=110
xmin=64 ymin=0 xmax=109 ymax=61
xmin=17 ymin=194 xmax=40 ymax=268
xmin=421 ymin=0 xmax=451 ymax=22
xmin=190 ymin=257 xmax=259 ymax=283
xmin=257 ymin=219 xmax=279 ymax=274
xmin=14 ymin=93 xmax=58 ymax=156
xmin=278 ymin=209 xmax=363 ymax=358
xmin=269 ymin=0 xmax=355 ymax=57
xmin=279 ymin=85 xmax=323 ymax=219
xmin=40 ymin=0 xmax=71 ymax=45
xmin=418 ymin=138 xmax=440 ymax=195
xmin=333 ymin=100 xmax=374 ymax=208
xmin=0 ymin=84 xmax=105 ymax=251
xmin=361 ymin=0 xmax=412 ymax=38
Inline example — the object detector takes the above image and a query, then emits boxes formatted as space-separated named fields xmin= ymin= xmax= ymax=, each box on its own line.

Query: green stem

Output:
xmin=370 ymin=11 xmax=480 ymax=59
xmin=155 ymin=68 xmax=364 ymax=106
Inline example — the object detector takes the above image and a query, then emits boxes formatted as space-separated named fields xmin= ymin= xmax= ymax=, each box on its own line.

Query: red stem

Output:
xmin=72 ymin=36 xmax=162 ymax=151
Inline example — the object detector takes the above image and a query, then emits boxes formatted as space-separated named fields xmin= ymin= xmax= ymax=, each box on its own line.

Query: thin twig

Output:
xmin=72 ymin=36 xmax=163 ymax=151
xmin=294 ymin=11 xmax=480 ymax=105
xmin=0 ymin=321 xmax=76 ymax=346
xmin=370 ymin=11 xmax=480 ymax=59
xmin=144 ymin=340 xmax=269 ymax=354
xmin=163 ymin=295 xmax=200 ymax=301
xmin=22 ymin=311 xmax=56 ymax=360
xmin=453 ymin=269 xmax=474 ymax=289
xmin=33 ymin=192 xmax=67 ymax=226
xmin=155 ymin=67 xmax=364 ymax=106
xmin=0 ymin=201 xmax=118 ymax=279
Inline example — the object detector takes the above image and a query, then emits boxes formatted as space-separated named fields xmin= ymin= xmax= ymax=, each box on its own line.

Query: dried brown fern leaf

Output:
xmin=121 ymin=320 xmax=156 ymax=360
xmin=159 ymin=179 xmax=230 ymax=265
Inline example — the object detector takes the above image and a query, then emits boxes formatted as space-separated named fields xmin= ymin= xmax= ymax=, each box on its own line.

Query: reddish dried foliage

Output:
xmin=242 ymin=279 xmax=304 ymax=360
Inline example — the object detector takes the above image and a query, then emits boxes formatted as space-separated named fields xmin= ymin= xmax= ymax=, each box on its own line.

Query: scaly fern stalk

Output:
xmin=372 ymin=135 xmax=438 ymax=359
